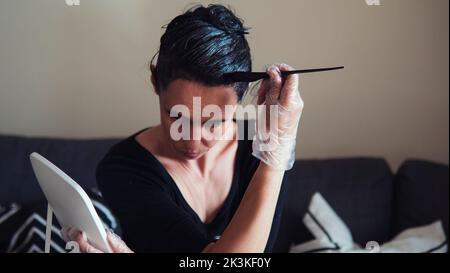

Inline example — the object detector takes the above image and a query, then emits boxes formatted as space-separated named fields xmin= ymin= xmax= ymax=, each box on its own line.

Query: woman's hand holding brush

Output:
xmin=252 ymin=63 xmax=304 ymax=171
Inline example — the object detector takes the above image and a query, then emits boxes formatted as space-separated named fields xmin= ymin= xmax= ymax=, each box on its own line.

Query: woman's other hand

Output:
xmin=61 ymin=227 xmax=133 ymax=253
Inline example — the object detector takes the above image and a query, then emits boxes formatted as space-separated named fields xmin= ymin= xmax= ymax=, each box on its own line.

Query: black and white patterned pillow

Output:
xmin=290 ymin=192 xmax=448 ymax=253
xmin=0 ymin=188 xmax=121 ymax=253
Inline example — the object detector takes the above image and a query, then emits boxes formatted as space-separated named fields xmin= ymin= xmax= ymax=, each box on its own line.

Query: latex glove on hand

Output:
xmin=252 ymin=63 xmax=304 ymax=171
xmin=61 ymin=227 xmax=133 ymax=253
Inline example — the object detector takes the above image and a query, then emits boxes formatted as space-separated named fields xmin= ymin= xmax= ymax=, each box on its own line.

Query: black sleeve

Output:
xmin=96 ymin=157 xmax=214 ymax=253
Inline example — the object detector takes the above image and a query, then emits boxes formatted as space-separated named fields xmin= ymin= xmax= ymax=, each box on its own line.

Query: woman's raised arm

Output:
xmin=203 ymin=63 xmax=304 ymax=253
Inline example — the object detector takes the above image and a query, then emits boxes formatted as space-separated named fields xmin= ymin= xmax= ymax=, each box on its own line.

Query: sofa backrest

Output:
xmin=273 ymin=157 xmax=395 ymax=252
xmin=1 ymin=134 xmax=397 ymax=252
xmin=0 ymin=135 xmax=120 ymax=204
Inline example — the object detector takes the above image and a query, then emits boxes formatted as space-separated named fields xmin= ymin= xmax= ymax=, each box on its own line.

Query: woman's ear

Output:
xmin=150 ymin=64 xmax=159 ymax=95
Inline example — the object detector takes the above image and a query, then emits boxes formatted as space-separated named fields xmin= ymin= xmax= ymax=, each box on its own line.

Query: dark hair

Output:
xmin=151 ymin=4 xmax=252 ymax=102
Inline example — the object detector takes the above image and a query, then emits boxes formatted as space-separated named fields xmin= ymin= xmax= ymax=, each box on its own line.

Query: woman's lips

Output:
xmin=182 ymin=151 xmax=201 ymax=158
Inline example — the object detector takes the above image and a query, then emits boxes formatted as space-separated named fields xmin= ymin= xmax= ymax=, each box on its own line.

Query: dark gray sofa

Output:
xmin=0 ymin=134 xmax=448 ymax=252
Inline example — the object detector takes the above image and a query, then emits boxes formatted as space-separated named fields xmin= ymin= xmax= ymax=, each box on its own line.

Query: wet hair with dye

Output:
xmin=151 ymin=4 xmax=252 ymax=102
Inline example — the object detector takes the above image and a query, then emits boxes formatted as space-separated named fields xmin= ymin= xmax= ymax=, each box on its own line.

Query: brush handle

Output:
xmin=280 ymin=66 xmax=344 ymax=76
xmin=223 ymin=66 xmax=344 ymax=82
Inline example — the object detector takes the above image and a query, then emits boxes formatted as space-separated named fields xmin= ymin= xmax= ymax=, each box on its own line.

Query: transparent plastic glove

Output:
xmin=61 ymin=227 xmax=133 ymax=253
xmin=252 ymin=63 xmax=304 ymax=171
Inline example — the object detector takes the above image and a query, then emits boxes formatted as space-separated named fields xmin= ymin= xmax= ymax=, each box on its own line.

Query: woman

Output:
xmin=65 ymin=4 xmax=303 ymax=253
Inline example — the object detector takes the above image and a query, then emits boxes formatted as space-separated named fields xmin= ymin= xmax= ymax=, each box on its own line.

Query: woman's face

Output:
xmin=158 ymin=79 xmax=238 ymax=160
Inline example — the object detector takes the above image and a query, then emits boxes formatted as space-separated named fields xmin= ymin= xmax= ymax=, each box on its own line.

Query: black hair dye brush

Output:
xmin=223 ymin=66 xmax=344 ymax=83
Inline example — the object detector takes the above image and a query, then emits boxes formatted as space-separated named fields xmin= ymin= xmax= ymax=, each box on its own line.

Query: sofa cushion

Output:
xmin=0 ymin=135 xmax=119 ymax=204
xmin=393 ymin=160 xmax=449 ymax=241
xmin=289 ymin=193 xmax=448 ymax=253
xmin=273 ymin=157 xmax=395 ymax=252
xmin=0 ymin=188 xmax=121 ymax=253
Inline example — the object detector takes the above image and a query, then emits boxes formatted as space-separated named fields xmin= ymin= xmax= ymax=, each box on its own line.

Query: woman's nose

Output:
xmin=183 ymin=140 xmax=201 ymax=152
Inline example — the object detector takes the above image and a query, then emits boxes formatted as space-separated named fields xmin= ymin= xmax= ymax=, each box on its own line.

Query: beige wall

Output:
xmin=0 ymin=0 xmax=448 ymax=170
